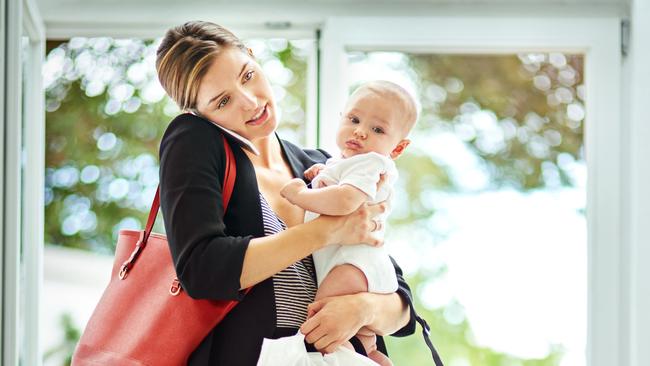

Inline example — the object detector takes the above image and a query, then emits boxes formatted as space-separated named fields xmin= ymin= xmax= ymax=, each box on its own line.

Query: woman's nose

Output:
xmin=239 ymin=88 xmax=258 ymax=111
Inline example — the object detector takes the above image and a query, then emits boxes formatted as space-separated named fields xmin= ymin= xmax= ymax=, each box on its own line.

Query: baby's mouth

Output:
xmin=345 ymin=140 xmax=362 ymax=149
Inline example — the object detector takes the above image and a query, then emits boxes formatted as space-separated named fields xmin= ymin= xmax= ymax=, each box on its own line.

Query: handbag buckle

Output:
xmin=170 ymin=278 xmax=182 ymax=296
xmin=118 ymin=232 xmax=147 ymax=280
xmin=118 ymin=264 xmax=130 ymax=280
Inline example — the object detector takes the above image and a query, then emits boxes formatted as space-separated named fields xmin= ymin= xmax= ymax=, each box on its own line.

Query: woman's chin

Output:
xmin=247 ymin=117 xmax=277 ymax=140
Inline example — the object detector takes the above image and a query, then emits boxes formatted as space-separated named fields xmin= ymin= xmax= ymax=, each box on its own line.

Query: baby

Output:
xmin=281 ymin=80 xmax=418 ymax=366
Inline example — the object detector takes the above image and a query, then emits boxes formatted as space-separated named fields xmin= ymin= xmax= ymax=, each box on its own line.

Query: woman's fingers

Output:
xmin=366 ymin=200 xmax=387 ymax=217
xmin=303 ymin=320 xmax=327 ymax=345
xmin=306 ymin=320 xmax=345 ymax=353
xmin=320 ymin=339 xmax=344 ymax=354
xmin=306 ymin=299 xmax=325 ymax=319
xmin=301 ymin=313 xmax=320 ymax=335
xmin=376 ymin=173 xmax=387 ymax=191
xmin=322 ymin=200 xmax=387 ymax=247
xmin=301 ymin=294 xmax=370 ymax=353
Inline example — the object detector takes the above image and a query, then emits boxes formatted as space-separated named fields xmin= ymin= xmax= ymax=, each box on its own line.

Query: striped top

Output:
xmin=259 ymin=193 xmax=318 ymax=329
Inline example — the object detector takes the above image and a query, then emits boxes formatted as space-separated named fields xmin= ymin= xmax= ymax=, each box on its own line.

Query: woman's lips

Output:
xmin=246 ymin=104 xmax=269 ymax=126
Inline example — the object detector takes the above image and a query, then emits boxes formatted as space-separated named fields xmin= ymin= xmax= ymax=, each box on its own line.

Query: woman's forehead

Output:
xmin=197 ymin=49 xmax=252 ymax=102
xmin=205 ymin=49 xmax=251 ymax=84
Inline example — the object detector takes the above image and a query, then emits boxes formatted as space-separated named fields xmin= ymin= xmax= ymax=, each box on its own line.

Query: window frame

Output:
xmin=2 ymin=0 xmax=45 ymax=364
xmin=319 ymin=16 xmax=623 ymax=366
xmin=21 ymin=0 xmax=46 ymax=365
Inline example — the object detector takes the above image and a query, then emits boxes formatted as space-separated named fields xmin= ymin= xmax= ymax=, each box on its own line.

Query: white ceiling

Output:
xmin=34 ymin=0 xmax=630 ymax=39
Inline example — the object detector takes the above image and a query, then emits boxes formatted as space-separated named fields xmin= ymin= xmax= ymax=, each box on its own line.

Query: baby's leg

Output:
xmin=357 ymin=334 xmax=393 ymax=366
xmin=314 ymin=264 xmax=368 ymax=301
xmin=314 ymin=265 xmax=390 ymax=365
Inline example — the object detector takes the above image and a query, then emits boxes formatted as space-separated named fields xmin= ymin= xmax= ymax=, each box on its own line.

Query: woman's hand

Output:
xmin=300 ymin=293 xmax=373 ymax=353
xmin=318 ymin=200 xmax=387 ymax=247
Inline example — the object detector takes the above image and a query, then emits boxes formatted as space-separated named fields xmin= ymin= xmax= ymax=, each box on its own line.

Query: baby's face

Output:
xmin=336 ymin=90 xmax=408 ymax=158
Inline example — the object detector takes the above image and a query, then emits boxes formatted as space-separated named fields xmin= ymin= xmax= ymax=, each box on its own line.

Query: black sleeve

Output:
xmin=390 ymin=256 xmax=417 ymax=337
xmin=159 ymin=114 xmax=252 ymax=301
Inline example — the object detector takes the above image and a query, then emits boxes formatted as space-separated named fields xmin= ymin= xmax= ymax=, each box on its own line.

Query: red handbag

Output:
xmin=72 ymin=135 xmax=243 ymax=366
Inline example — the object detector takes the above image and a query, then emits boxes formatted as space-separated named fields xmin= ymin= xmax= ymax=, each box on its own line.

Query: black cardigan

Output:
xmin=159 ymin=113 xmax=416 ymax=365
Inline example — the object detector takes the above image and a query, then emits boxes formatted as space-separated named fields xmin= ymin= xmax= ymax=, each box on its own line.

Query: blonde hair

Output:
xmin=156 ymin=21 xmax=248 ymax=111
xmin=350 ymin=81 xmax=419 ymax=136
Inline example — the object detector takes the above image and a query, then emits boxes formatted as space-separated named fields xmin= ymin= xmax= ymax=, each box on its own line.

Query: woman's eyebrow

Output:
xmin=207 ymin=62 xmax=250 ymax=106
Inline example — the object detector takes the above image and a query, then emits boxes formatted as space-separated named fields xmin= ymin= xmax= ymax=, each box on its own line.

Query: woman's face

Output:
xmin=195 ymin=48 xmax=277 ymax=141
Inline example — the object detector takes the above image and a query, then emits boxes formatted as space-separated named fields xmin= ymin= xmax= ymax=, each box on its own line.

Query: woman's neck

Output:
xmin=246 ymin=134 xmax=285 ymax=170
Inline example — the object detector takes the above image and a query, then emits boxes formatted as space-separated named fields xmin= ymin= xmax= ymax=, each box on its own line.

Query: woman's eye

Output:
xmin=244 ymin=70 xmax=254 ymax=81
xmin=372 ymin=127 xmax=384 ymax=134
xmin=218 ymin=96 xmax=230 ymax=109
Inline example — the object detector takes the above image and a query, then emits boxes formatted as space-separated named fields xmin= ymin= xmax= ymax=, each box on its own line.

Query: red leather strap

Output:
xmin=120 ymin=135 xmax=236 ymax=278
xmin=149 ymin=134 xmax=236 ymax=232
xmin=221 ymin=134 xmax=236 ymax=211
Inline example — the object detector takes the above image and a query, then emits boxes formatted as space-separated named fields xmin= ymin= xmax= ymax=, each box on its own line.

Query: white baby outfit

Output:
xmin=306 ymin=152 xmax=399 ymax=294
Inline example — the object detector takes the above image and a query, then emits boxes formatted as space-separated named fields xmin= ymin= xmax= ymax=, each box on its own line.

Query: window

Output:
xmin=345 ymin=50 xmax=587 ymax=365
xmin=320 ymin=16 xmax=622 ymax=366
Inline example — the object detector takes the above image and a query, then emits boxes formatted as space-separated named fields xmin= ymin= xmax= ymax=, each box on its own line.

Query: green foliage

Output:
xmin=409 ymin=54 xmax=584 ymax=190
xmin=44 ymin=313 xmax=81 ymax=366
xmin=44 ymin=38 xmax=309 ymax=252
xmin=385 ymin=273 xmax=564 ymax=365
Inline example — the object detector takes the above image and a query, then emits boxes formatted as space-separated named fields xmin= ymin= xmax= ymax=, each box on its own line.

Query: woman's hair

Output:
xmin=156 ymin=21 xmax=248 ymax=111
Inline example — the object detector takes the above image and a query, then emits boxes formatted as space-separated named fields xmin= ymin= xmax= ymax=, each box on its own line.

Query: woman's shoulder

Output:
xmin=162 ymin=113 xmax=222 ymax=142
xmin=279 ymin=137 xmax=331 ymax=165
xmin=160 ymin=113 xmax=226 ymax=155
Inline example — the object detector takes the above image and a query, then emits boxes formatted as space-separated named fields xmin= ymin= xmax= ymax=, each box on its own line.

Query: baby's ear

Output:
xmin=390 ymin=139 xmax=410 ymax=159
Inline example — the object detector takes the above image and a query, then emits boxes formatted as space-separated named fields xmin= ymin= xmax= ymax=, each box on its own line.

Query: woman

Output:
xmin=156 ymin=21 xmax=416 ymax=365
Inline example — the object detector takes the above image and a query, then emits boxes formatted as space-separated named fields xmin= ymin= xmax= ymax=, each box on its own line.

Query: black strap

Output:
xmin=416 ymin=314 xmax=444 ymax=366
xmin=348 ymin=336 xmax=367 ymax=356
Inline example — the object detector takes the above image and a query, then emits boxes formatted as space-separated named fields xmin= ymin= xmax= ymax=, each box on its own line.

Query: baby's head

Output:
xmin=336 ymin=80 xmax=418 ymax=159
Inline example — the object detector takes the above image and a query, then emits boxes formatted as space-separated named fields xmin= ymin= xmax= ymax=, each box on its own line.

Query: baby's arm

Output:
xmin=304 ymin=163 xmax=326 ymax=182
xmin=281 ymin=178 xmax=368 ymax=216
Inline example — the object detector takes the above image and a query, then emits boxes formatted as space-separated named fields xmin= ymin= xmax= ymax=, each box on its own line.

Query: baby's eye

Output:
xmin=372 ymin=127 xmax=385 ymax=134
xmin=349 ymin=116 xmax=360 ymax=124
xmin=218 ymin=96 xmax=230 ymax=109
xmin=243 ymin=70 xmax=254 ymax=82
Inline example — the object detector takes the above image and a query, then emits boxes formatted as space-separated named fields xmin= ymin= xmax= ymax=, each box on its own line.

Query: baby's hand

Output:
xmin=304 ymin=163 xmax=326 ymax=182
xmin=280 ymin=178 xmax=308 ymax=204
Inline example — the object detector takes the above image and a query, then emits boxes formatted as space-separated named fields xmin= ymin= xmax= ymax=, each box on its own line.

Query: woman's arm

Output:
xmin=300 ymin=292 xmax=409 ymax=353
xmin=300 ymin=256 xmax=416 ymax=353
xmin=160 ymin=114 xmax=386 ymax=299
xmin=240 ymin=206 xmax=384 ymax=289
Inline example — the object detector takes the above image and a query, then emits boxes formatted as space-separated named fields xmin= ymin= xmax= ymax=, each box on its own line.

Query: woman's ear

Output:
xmin=390 ymin=139 xmax=410 ymax=159
xmin=247 ymin=47 xmax=254 ymax=57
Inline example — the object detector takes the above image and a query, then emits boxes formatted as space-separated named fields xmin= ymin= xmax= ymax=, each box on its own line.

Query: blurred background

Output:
xmin=42 ymin=37 xmax=587 ymax=366
xmin=2 ymin=0 xmax=645 ymax=365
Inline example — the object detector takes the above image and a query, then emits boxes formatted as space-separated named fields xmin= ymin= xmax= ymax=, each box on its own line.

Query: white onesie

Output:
xmin=305 ymin=152 xmax=399 ymax=294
